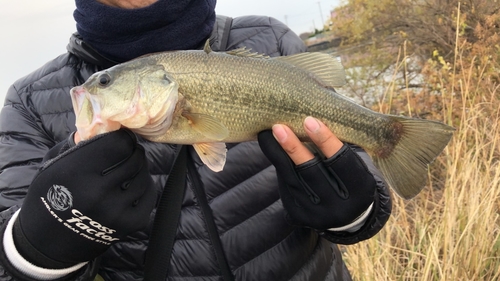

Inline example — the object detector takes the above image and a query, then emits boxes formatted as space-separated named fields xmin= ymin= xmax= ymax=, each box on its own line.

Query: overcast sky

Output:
xmin=0 ymin=0 xmax=340 ymax=103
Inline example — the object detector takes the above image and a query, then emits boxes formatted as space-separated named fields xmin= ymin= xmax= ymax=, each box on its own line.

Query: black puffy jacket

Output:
xmin=0 ymin=15 xmax=391 ymax=281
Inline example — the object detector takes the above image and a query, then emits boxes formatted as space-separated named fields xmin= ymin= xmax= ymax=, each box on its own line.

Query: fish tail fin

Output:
xmin=372 ymin=116 xmax=455 ymax=199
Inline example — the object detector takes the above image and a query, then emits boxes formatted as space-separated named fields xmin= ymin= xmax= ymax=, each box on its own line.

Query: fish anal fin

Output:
xmin=183 ymin=112 xmax=229 ymax=141
xmin=274 ymin=53 xmax=346 ymax=88
xmin=193 ymin=142 xmax=227 ymax=172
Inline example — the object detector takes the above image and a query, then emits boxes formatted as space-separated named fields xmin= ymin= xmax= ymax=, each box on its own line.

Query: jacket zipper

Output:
xmin=187 ymin=158 xmax=234 ymax=281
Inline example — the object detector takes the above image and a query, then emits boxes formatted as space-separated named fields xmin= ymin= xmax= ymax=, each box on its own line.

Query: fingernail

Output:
xmin=304 ymin=116 xmax=320 ymax=133
xmin=272 ymin=124 xmax=287 ymax=143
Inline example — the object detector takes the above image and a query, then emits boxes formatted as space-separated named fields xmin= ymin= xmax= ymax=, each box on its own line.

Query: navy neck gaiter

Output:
xmin=74 ymin=0 xmax=217 ymax=62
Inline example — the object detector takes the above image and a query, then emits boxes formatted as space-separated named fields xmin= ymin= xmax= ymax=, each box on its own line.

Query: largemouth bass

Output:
xmin=70 ymin=41 xmax=454 ymax=199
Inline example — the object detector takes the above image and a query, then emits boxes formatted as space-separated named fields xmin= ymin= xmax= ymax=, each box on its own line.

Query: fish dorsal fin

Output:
xmin=193 ymin=142 xmax=227 ymax=172
xmin=226 ymin=47 xmax=270 ymax=59
xmin=203 ymin=40 xmax=269 ymax=58
xmin=203 ymin=40 xmax=212 ymax=54
xmin=274 ymin=52 xmax=347 ymax=88
xmin=182 ymin=112 xmax=229 ymax=141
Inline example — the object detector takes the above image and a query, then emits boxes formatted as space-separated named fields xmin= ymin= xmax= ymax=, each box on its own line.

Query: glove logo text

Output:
xmin=41 ymin=185 xmax=120 ymax=245
xmin=65 ymin=209 xmax=119 ymax=244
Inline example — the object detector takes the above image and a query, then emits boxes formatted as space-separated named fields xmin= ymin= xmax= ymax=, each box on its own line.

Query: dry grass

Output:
xmin=342 ymin=7 xmax=500 ymax=281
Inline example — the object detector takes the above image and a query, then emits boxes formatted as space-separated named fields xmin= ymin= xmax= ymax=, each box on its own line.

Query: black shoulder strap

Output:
xmin=210 ymin=15 xmax=233 ymax=51
xmin=219 ymin=16 xmax=233 ymax=51
xmin=143 ymin=17 xmax=233 ymax=280
xmin=144 ymin=145 xmax=187 ymax=281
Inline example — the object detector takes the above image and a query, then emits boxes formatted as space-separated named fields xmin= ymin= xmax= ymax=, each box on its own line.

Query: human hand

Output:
xmin=258 ymin=117 xmax=376 ymax=230
xmin=270 ymin=116 xmax=344 ymax=163
xmin=74 ymin=130 xmax=82 ymax=144
xmin=13 ymin=129 xmax=155 ymax=268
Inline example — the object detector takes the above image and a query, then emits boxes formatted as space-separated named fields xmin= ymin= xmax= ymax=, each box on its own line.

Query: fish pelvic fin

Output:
xmin=372 ymin=116 xmax=455 ymax=199
xmin=274 ymin=53 xmax=346 ymax=88
xmin=193 ymin=142 xmax=227 ymax=172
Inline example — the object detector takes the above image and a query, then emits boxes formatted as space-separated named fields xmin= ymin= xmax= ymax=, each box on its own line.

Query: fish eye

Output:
xmin=163 ymin=74 xmax=171 ymax=83
xmin=98 ymin=73 xmax=112 ymax=87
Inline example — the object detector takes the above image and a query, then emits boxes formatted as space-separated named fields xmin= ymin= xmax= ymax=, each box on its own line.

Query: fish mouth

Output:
xmin=70 ymin=86 xmax=85 ymax=116
xmin=70 ymin=86 xmax=120 ymax=140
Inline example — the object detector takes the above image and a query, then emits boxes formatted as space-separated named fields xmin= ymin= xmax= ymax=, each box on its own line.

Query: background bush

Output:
xmin=327 ymin=1 xmax=500 ymax=280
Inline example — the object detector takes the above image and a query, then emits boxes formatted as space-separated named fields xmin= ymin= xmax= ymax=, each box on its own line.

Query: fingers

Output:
xmin=74 ymin=131 xmax=82 ymax=144
xmin=303 ymin=116 xmax=343 ymax=158
xmin=271 ymin=117 xmax=343 ymax=165
xmin=272 ymin=124 xmax=314 ymax=165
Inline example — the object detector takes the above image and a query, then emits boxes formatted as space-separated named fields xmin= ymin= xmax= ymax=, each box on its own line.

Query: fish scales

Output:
xmin=152 ymin=50 xmax=392 ymax=151
xmin=70 ymin=42 xmax=455 ymax=199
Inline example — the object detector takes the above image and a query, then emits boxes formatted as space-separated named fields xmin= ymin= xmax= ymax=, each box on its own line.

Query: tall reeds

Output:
xmin=343 ymin=6 xmax=500 ymax=281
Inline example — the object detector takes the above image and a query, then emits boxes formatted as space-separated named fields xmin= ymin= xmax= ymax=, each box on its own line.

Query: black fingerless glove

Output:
xmin=258 ymin=130 xmax=377 ymax=230
xmin=13 ymin=129 xmax=156 ymax=269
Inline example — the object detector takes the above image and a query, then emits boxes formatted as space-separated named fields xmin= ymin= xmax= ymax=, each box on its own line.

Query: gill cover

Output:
xmin=70 ymin=64 xmax=179 ymax=140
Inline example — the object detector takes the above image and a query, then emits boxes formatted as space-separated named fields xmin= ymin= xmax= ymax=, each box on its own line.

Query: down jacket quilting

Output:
xmin=0 ymin=15 xmax=391 ymax=281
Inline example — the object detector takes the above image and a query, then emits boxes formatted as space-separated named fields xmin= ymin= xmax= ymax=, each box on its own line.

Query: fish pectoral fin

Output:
xmin=193 ymin=142 xmax=227 ymax=172
xmin=274 ymin=53 xmax=347 ymax=88
xmin=183 ymin=112 xmax=229 ymax=141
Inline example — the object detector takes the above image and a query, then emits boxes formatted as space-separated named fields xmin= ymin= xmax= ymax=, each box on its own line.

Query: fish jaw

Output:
xmin=70 ymin=86 xmax=121 ymax=140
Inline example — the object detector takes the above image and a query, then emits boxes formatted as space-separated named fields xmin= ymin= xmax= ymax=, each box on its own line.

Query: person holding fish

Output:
xmin=0 ymin=0 xmax=399 ymax=280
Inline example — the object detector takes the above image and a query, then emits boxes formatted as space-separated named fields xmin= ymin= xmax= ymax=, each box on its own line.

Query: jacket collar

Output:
xmin=66 ymin=15 xmax=226 ymax=69
xmin=67 ymin=33 xmax=118 ymax=69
